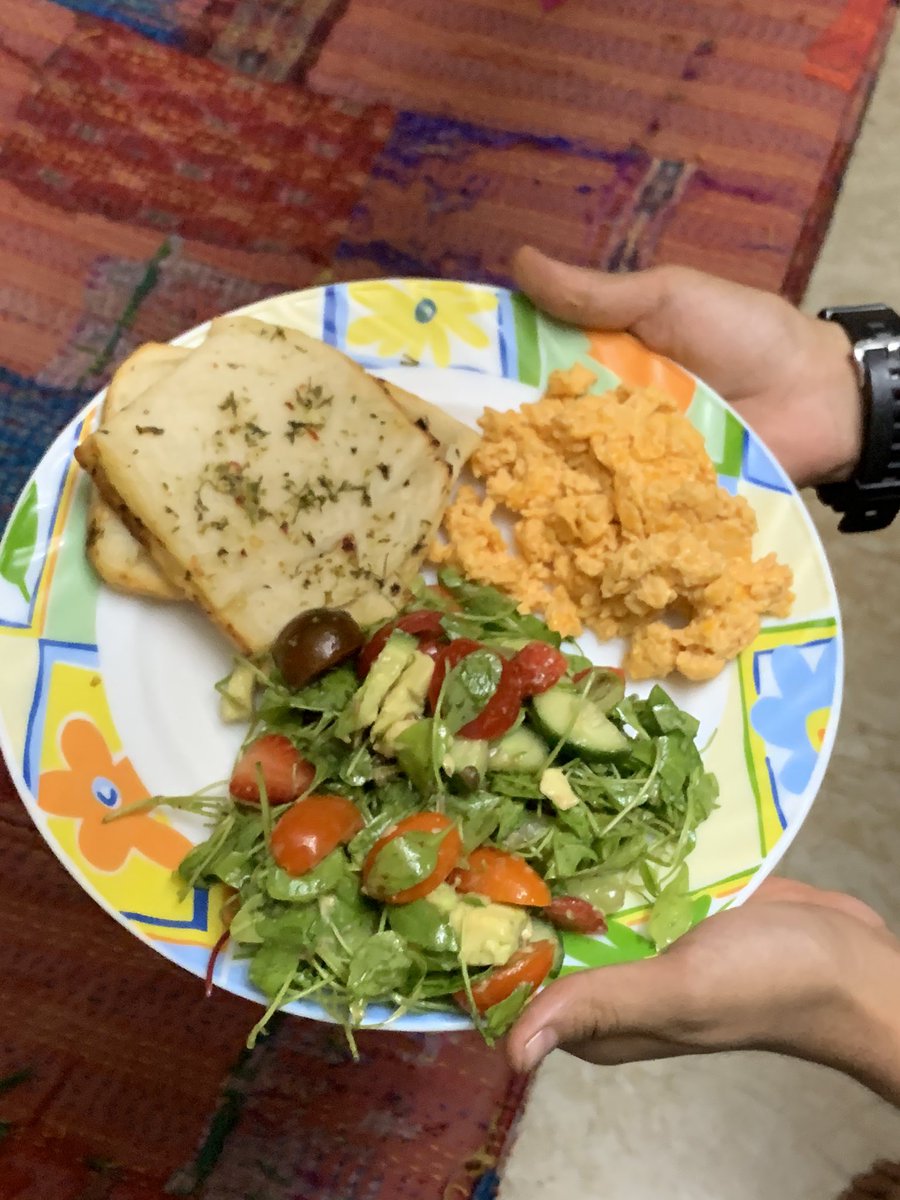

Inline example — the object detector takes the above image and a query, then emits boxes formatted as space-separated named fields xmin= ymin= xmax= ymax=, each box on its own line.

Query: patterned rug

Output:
xmin=0 ymin=0 xmax=895 ymax=1196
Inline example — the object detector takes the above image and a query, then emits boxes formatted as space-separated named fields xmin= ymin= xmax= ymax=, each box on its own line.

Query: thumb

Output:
xmin=512 ymin=245 xmax=671 ymax=331
xmin=506 ymin=955 xmax=688 ymax=1073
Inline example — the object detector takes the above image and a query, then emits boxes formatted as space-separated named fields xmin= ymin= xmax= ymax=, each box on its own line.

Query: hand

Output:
xmin=513 ymin=247 xmax=863 ymax=489
xmin=506 ymin=878 xmax=900 ymax=1105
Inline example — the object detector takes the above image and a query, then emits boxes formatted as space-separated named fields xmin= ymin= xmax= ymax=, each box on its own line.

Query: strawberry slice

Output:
xmin=229 ymin=734 xmax=315 ymax=805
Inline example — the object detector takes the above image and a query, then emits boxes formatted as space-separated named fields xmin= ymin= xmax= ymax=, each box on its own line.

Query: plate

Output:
xmin=0 ymin=280 xmax=843 ymax=1032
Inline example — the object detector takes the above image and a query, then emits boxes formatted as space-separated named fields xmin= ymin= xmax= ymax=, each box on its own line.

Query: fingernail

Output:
xmin=521 ymin=1028 xmax=558 ymax=1072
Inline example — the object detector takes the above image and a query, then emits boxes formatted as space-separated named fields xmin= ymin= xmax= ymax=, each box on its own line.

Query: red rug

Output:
xmin=0 ymin=1 xmax=895 ymax=1195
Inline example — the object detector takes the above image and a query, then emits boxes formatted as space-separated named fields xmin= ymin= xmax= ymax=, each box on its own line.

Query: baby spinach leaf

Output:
xmin=229 ymin=893 xmax=268 ymax=945
xmin=482 ymin=983 xmax=532 ymax=1041
xmin=364 ymin=829 xmax=449 ymax=897
xmin=394 ymin=718 xmax=444 ymax=796
xmin=257 ymin=902 xmax=323 ymax=950
xmin=647 ymin=865 xmax=695 ymax=950
xmin=445 ymin=790 xmax=505 ymax=852
xmin=645 ymin=685 xmax=700 ymax=738
xmin=548 ymin=829 xmax=597 ymax=879
xmin=248 ymin=941 xmax=301 ymax=1001
xmin=388 ymin=899 xmax=459 ymax=953
xmin=262 ymin=849 xmax=348 ymax=903
xmin=441 ymin=650 xmax=502 ymax=734
xmin=347 ymin=932 xmax=416 ymax=998
xmin=285 ymin=664 xmax=359 ymax=715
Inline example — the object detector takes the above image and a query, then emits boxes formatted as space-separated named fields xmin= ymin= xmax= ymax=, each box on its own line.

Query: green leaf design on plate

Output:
xmin=0 ymin=481 xmax=39 ymax=603
xmin=511 ymin=292 xmax=540 ymax=385
xmin=562 ymin=918 xmax=655 ymax=970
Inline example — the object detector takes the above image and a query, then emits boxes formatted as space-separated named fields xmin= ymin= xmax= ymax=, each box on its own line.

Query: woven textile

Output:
xmin=0 ymin=0 xmax=895 ymax=1195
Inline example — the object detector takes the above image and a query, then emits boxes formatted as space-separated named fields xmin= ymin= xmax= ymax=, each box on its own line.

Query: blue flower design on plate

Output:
xmin=750 ymin=640 xmax=836 ymax=795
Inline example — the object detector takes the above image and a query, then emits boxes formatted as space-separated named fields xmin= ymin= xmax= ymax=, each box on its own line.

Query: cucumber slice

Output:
xmin=527 ymin=917 xmax=565 ymax=977
xmin=531 ymin=683 xmax=629 ymax=761
xmin=489 ymin=727 xmax=548 ymax=773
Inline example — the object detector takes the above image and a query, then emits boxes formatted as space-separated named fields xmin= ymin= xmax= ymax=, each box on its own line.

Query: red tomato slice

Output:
xmin=455 ymin=940 xmax=556 ymax=1014
xmin=545 ymin=895 xmax=607 ymax=934
xmin=459 ymin=657 xmax=522 ymax=740
xmin=270 ymin=793 xmax=364 ymax=876
xmin=362 ymin=812 xmax=462 ymax=904
xmin=427 ymin=638 xmax=484 ymax=711
xmin=357 ymin=610 xmax=447 ymax=678
xmin=230 ymin=734 xmax=315 ymax=805
xmin=450 ymin=847 xmax=551 ymax=907
xmin=510 ymin=642 xmax=568 ymax=697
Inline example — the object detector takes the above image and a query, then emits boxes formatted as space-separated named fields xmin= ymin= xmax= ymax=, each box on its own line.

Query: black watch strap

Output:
xmin=816 ymin=303 xmax=900 ymax=533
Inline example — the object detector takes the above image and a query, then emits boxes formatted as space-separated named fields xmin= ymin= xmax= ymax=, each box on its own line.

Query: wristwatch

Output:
xmin=816 ymin=303 xmax=900 ymax=533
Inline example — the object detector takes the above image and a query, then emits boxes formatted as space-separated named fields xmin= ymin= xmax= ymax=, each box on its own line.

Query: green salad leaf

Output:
xmin=364 ymin=829 xmax=450 ymax=897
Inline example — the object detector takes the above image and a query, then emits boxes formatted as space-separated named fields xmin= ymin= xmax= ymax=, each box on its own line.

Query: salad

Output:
xmin=119 ymin=571 xmax=718 ymax=1052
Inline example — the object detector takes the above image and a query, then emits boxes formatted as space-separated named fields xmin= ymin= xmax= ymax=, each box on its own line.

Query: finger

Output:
xmin=558 ymin=1032 xmax=701 ymax=1067
xmin=512 ymin=246 xmax=670 ymax=331
xmin=750 ymin=877 xmax=885 ymax=929
xmin=506 ymin=957 xmax=688 ymax=1074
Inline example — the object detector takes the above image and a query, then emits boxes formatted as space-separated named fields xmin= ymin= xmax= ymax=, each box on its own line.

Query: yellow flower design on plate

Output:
xmin=347 ymin=282 xmax=497 ymax=367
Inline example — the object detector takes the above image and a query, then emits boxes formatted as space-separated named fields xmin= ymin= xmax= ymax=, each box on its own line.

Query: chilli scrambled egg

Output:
xmin=431 ymin=366 xmax=793 ymax=681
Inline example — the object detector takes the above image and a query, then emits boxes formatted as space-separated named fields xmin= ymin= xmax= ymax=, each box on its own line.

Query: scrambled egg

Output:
xmin=432 ymin=368 xmax=793 ymax=681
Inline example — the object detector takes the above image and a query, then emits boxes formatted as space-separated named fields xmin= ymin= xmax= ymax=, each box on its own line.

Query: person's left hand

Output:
xmin=505 ymin=878 xmax=900 ymax=1104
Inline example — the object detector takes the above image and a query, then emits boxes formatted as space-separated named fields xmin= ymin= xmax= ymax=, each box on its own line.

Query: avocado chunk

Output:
xmin=217 ymin=660 xmax=256 ymax=723
xmin=449 ymin=898 xmax=530 ymax=966
xmin=539 ymin=766 xmax=581 ymax=811
xmin=349 ymin=631 xmax=417 ymax=731
xmin=371 ymin=649 xmax=435 ymax=747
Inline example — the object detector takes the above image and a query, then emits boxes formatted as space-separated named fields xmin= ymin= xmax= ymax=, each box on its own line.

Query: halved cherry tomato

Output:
xmin=510 ymin=642 xmax=568 ymax=697
xmin=230 ymin=734 xmax=315 ymax=804
xmin=546 ymin=895 xmax=607 ymax=934
xmin=459 ymin=657 xmax=522 ymax=740
xmin=270 ymin=793 xmax=364 ymax=876
xmin=357 ymin=610 xmax=447 ymax=678
xmin=363 ymin=812 xmax=462 ymax=904
xmin=454 ymin=940 xmax=556 ymax=1014
xmin=449 ymin=847 xmax=551 ymax=907
xmin=427 ymin=638 xmax=483 ymax=711
xmin=574 ymin=665 xmax=626 ymax=684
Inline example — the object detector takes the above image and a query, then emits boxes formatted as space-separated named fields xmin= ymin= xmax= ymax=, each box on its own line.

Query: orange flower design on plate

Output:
xmin=587 ymin=330 xmax=695 ymax=411
xmin=38 ymin=718 xmax=191 ymax=873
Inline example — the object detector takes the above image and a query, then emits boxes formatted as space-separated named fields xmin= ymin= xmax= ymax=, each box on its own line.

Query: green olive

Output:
xmin=272 ymin=608 xmax=364 ymax=690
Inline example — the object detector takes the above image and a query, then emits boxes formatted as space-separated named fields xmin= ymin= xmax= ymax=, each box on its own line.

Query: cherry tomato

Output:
xmin=270 ymin=793 xmax=364 ymax=876
xmin=363 ymin=812 xmax=462 ymax=904
xmin=450 ymin=847 xmax=551 ymax=907
xmin=357 ymin=610 xmax=447 ymax=677
xmin=510 ymin=642 xmax=568 ymax=697
xmin=454 ymin=940 xmax=556 ymax=1014
xmin=458 ymin=657 xmax=522 ymax=740
xmin=427 ymin=638 xmax=483 ymax=711
xmin=545 ymin=895 xmax=607 ymax=934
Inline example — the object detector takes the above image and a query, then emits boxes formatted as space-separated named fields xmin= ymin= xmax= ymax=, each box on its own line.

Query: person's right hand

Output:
xmin=513 ymin=247 xmax=863 ymax=489
xmin=506 ymin=878 xmax=900 ymax=1106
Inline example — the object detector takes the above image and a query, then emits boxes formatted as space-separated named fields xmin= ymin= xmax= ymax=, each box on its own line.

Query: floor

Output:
xmin=501 ymin=24 xmax=900 ymax=1200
